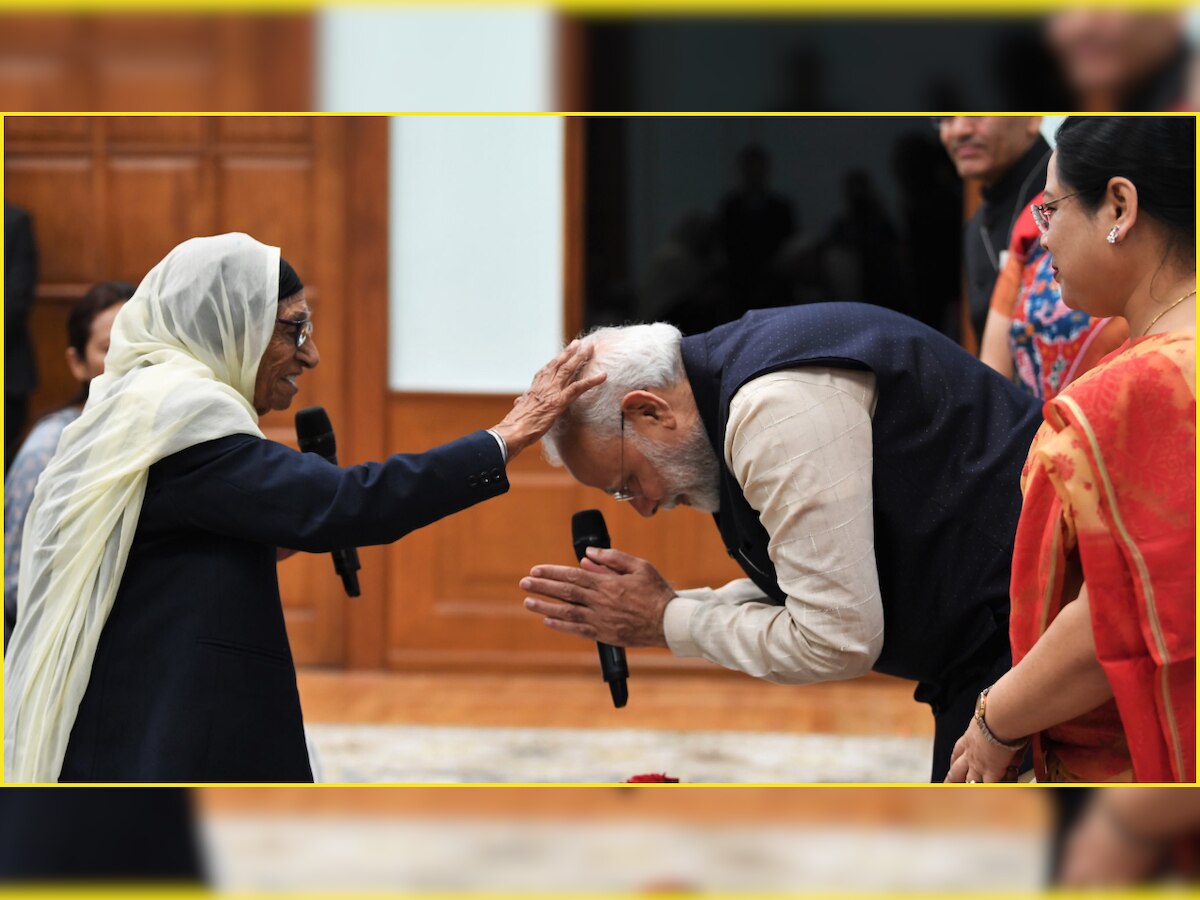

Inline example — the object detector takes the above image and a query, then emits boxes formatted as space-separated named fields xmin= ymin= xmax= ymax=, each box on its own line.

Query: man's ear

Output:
xmin=620 ymin=390 xmax=677 ymax=431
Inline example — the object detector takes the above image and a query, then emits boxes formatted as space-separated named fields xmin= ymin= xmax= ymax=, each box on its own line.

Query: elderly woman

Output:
xmin=4 ymin=233 xmax=604 ymax=783
xmin=947 ymin=117 xmax=1195 ymax=783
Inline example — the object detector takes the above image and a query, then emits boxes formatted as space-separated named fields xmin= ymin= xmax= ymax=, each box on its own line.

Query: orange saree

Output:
xmin=1010 ymin=332 xmax=1196 ymax=783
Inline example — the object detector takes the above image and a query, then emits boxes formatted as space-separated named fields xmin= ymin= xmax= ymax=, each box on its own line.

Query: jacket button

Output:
xmin=491 ymin=468 xmax=502 ymax=479
xmin=468 ymin=475 xmax=479 ymax=487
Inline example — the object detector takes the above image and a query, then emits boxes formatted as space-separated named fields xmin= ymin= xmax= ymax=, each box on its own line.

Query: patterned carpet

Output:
xmin=203 ymin=813 xmax=1047 ymax=893
xmin=305 ymin=723 xmax=932 ymax=783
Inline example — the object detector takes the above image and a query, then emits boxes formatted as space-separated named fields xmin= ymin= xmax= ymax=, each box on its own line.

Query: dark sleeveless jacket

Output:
xmin=680 ymin=303 xmax=1042 ymax=685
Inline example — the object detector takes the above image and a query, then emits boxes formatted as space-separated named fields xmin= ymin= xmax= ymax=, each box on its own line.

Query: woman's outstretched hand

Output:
xmin=492 ymin=339 xmax=606 ymax=460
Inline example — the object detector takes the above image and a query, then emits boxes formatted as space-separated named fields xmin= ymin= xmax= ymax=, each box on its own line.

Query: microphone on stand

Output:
xmin=571 ymin=509 xmax=629 ymax=708
xmin=295 ymin=406 xmax=362 ymax=598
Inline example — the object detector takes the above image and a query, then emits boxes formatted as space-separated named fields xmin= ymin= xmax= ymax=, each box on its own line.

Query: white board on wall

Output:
xmin=388 ymin=117 xmax=565 ymax=394
xmin=318 ymin=5 xmax=555 ymax=112
xmin=1041 ymin=116 xmax=1067 ymax=147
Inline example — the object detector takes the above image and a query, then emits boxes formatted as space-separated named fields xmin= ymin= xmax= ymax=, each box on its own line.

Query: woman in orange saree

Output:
xmin=946 ymin=116 xmax=1195 ymax=783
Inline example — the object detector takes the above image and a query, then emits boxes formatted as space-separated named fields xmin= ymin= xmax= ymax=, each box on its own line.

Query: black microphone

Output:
xmin=571 ymin=509 xmax=629 ymax=709
xmin=295 ymin=406 xmax=362 ymax=598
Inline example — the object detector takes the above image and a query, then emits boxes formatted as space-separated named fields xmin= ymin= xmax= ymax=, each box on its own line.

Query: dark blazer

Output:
xmin=0 ymin=789 xmax=204 ymax=882
xmin=4 ymin=204 xmax=38 ymax=396
xmin=59 ymin=429 xmax=508 ymax=783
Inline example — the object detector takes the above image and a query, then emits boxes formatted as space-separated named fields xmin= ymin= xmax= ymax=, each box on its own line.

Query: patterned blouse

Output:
xmin=990 ymin=192 xmax=1129 ymax=400
xmin=4 ymin=407 xmax=80 ymax=648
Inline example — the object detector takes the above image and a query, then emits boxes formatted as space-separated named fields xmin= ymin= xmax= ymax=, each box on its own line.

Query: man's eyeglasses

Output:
xmin=276 ymin=317 xmax=314 ymax=349
xmin=612 ymin=413 xmax=635 ymax=502
xmin=1030 ymin=191 xmax=1082 ymax=236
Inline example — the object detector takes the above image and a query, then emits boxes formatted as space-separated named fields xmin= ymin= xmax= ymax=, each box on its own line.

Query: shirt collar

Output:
xmin=981 ymin=135 xmax=1051 ymax=209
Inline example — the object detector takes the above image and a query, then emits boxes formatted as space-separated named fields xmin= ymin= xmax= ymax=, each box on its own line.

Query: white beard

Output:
xmin=633 ymin=422 xmax=722 ymax=513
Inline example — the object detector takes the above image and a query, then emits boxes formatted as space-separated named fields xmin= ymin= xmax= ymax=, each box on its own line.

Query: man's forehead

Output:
xmin=560 ymin=433 xmax=619 ymax=489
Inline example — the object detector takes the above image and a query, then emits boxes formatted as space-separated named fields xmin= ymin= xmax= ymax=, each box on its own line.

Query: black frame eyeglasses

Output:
xmin=1030 ymin=191 xmax=1082 ymax=235
xmin=276 ymin=317 xmax=313 ymax=349
xmin=612 ymin=413 xmax=635 ymax=503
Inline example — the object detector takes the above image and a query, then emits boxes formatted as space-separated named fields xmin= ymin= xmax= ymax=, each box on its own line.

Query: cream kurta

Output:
xmin=663 ymin=367 xmax=884 ymax=684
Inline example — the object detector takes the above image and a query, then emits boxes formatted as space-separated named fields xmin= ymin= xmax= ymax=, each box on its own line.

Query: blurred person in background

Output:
xmin=523 ymin=302 xmax=1042 ymax=782
xmin=946 ymin=117 xmax=1195 ymax=783
xmin=937 ymin=116 xmax=1051 ymax=353
xmin=979 ymin=177 xmax=1128 ymax=400
xmin=718 ymin=144 xmax=796 ymax=317
xmin=1059 ymin=788 xmax=1200 ymax=886
xmin=4 ymin=233 xmax=603 ymax=783
xmin=4 ymin=203 xmax=38 ymax=472
xmin=1047 ymin=9 xmax=1190 ymax=111
xmin=4 ymin=282 xmax=132 ymax=653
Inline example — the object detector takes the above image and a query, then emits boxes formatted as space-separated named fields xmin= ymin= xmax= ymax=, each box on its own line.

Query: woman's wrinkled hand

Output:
xmin=945 ymin=719 xmax=1024 ymax=783
xmin=492 ymin=339 xmax=607 ymax=460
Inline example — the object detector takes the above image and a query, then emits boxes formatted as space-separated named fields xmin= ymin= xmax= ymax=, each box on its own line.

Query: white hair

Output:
xmin=542 ymin=321 xmax=684 ymax=467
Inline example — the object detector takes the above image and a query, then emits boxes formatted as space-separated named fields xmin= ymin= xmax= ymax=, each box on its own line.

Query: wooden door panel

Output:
xmin=106 ymin=116 xmax=210 ymax=146
xmin=1 ymin=115 xmax=91 ymax=145
xmin=217 ymin=118 xmax=315 ymax=144
xmin=104 ymin=157 xmax=214 ymax=279
xmin=0 ymin=14 xmax=313 ymax=113
xmin=217 ymin=158 xmax=315 ymax=275
xmin=3 ymin=156 xmax=97 ymax=284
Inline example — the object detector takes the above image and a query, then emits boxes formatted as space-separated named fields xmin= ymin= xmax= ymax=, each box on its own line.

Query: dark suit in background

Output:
xmin=59 ymin=429 xmax=508 ymax=782
xmin=4 ymin=204 xmax=38 ymax=471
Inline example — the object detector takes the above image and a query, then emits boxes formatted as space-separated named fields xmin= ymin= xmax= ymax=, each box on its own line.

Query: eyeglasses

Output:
xmin=612 ymin=413 xmax=635 ymax=502
xmin=1030 ymin=191 xmax=1082 ymax=235
xmin=276 ymin=317 xmax=314 ymax=349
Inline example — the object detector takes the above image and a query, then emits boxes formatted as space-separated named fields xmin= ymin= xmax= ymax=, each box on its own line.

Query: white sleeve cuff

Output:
xmin=663 ymin=596 xmax=704 ymax=658
xmin=484 ymin=428 xmax=508 ymax=464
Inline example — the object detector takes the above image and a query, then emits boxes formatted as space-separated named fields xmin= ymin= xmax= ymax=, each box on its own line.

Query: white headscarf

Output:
xmin=4 ymin=232 xmax=280 ymax=782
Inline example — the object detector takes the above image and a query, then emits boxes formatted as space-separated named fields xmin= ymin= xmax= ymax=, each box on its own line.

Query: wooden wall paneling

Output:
xmin=216 ymin=117 xmax=315 ymax=145
xmin=106 ymin=116 xmax=209 ymax=147
xmin=214 ymin=16 xmax=315 ymax=112
xmin=562 ymin=115 xmax=584 ymax=342
xmin=339 ymin=117 xmax=391 ymax=670
xmin=5 ymin=119 xmax=101 ymax=424
xmin=2 ymin=116 xmax=91 ymax=146
xmin=554 ymin=16 xmax=587 ymax=112
xmin=103 ymin=156 xmax=213 ymax=280
xmin=0 ymin=14 xmax=314 ymax=114
xmin=0 ymin=16 xmax=86 ymax=111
